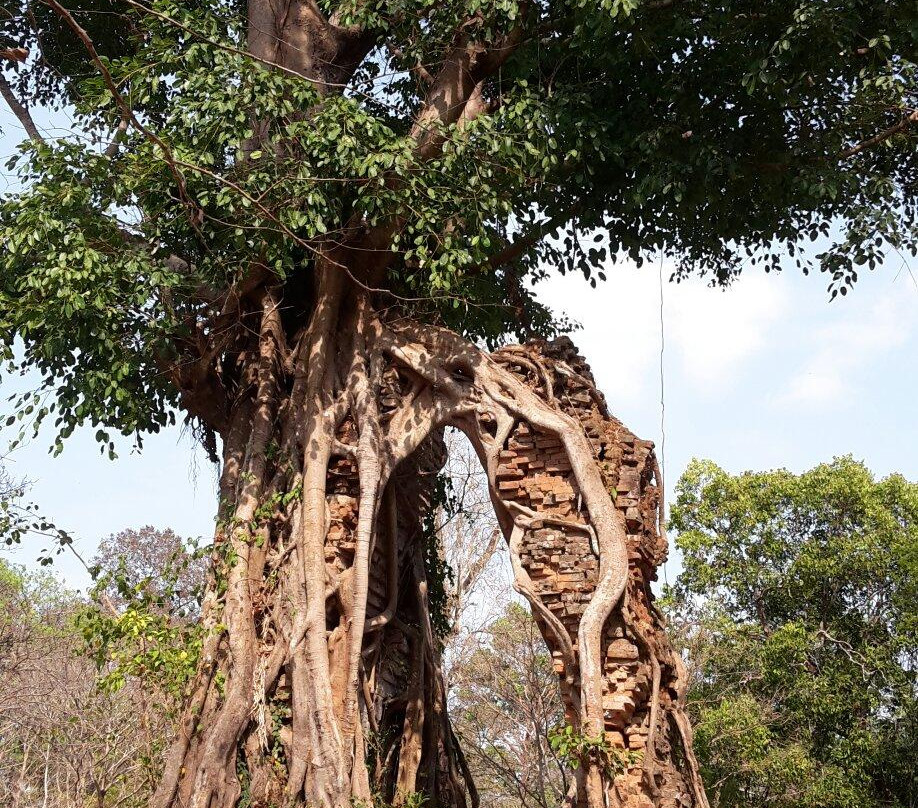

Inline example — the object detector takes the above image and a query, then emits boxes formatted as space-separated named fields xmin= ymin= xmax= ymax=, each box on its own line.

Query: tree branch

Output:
xmin=757 ymin=106 xmax=918 ymax=173
xmin=125 ymin=0 xmax=340 ymax=86
xmin=484 ymin=205 xmax=581 ymax=272
xmin=410 ymin=17 xmax=528 ymax=160
xmin=44 ymin=0 xmax=204 ymax=233
xmin=0 ymin=72 xmax=42 ymax=142
xmin=246 ymin=0 xmax=376 ymax=91
xmin=840 ymin=108 xmax=918 ymax=159
xmin=102 ymin=114 xmax=129 ymax=158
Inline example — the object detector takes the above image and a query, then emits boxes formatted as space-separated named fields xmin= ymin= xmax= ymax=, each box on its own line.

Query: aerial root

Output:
xmin=156 ymin=297 xmax=704 ymax=808
xmin=375 ymin=319 xmax=633 ymax=806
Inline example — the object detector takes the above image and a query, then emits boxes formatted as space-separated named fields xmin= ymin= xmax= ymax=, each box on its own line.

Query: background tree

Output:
xmin=438 ymin=431 xmax=508 ymax=663
xmin=667 ymin=457 xmax=918 ymax=808
xmin=450 ymin=602 xmax=568 ymax=808
xmin=0 ymin=525 xmax=206 ymax=808
xmin=93 ymin=525 xmax=207 ymax=617
xmin=435 ymin=433 xmax=568 ymax=808
xmin=0 ymin=0 xmax=916 ymax=806
xmin=81 ymin=526 xmax=206 ymax=710
xmin=0 ymin=558 xmax=160 ymax=808
xmin=445 ymin=455 xmax=918 ymax=808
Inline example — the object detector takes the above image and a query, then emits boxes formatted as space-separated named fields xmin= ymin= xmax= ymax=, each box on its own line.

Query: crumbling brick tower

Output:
xmin=484 ymin=337 xmax=708 ymax=808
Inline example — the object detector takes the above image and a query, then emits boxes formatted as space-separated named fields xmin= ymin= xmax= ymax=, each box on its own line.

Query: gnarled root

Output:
xmin=152 ymin=282 xmax=708 ymax=808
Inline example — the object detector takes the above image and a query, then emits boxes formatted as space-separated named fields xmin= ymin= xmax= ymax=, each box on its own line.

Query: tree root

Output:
xmin=154 ymin=287 xmax=708 ymax=808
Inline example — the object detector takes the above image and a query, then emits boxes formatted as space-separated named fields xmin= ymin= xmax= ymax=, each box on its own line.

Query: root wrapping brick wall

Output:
xmin=492 ymin=338 xmax=699 ymax=808
xmin=319 ymin=336 xmax=705 ymax=808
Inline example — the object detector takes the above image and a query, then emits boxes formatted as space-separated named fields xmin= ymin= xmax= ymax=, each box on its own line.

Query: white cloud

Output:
xmin=538 ymin=267 xmax=790 ymax=403
xmin=779 ymin=371 xmax=846 ymax=406
xmin=778 ymin=291 xmax=915 ymax=407
xmin=665 ymin=274 xmax=788 ymax=389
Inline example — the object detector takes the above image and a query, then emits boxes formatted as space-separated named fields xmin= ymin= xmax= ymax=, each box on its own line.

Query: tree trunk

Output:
xmin=151 ymin=267 xmax=708 ymax=808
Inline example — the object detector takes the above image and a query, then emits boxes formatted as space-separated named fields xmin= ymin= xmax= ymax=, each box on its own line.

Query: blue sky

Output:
xmin=543 ymin=262 xmax=918 ymax=582
xmin=2 ymin=105 xmax=917 ymax=588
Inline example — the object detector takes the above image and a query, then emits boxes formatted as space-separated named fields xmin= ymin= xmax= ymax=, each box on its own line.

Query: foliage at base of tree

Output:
xmin=666 ymin=457 xmax=918 ymax=808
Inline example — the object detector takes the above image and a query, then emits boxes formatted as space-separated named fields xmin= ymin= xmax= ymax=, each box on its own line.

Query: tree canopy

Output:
xmin=2 ymin=7 xmax=916 ymax=802
xmin=0 ymin=0 xmax=915 ymax=451
xmin=668 ymin=457 xmax=918 ymax=808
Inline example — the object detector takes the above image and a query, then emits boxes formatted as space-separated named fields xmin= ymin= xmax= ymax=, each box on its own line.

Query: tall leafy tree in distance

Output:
xmin=0 ymin=1 xmax=915 ymax=807
xmin=668 ymin=458 xmax=918 ymax=808
xmin=92 ymin=526 xmax=206 ymax=617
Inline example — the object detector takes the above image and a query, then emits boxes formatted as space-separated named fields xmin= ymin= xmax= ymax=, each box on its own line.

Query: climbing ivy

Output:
xmin=422 ymin=471 xmax=459 ymax=642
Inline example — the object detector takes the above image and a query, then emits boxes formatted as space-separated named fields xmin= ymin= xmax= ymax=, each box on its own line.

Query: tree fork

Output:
xmin=154 ymin=283 xmax=708 ymax=808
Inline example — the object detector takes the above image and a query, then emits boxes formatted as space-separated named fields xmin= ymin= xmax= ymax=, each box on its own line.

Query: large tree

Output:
xmin=0 ymin=1 xmax=915 ymax=807
xmin=667 ymin=457 xmax=918 ymax=808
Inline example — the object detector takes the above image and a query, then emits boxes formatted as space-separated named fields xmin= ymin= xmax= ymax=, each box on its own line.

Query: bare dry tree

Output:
xmin=0 ymin=562 xmax=167 ymax=808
